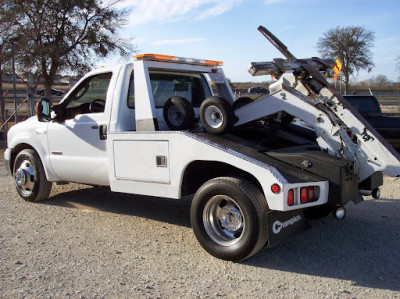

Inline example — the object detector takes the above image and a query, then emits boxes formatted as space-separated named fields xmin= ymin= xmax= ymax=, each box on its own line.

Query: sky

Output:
xmin=100 ymin=0 xmax=400 ymax=83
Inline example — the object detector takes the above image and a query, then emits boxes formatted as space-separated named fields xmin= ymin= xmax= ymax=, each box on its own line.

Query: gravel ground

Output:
xmin=1 ymin=146 xmax=400 ymax=298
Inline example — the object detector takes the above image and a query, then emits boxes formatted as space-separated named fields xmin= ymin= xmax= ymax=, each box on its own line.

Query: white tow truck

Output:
xmin=5 ymin=27 xmax=400 ymax=261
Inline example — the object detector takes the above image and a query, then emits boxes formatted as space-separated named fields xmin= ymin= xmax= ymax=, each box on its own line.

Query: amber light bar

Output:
xmin=135 ymin=53 xmax=223 ymax=67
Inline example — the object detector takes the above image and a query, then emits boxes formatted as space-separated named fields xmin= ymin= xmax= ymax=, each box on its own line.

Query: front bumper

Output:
xmin=4 ymin=148 xmax=12 ymax=175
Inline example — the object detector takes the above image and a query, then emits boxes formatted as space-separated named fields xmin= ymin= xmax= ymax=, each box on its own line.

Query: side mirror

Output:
xmin=37 ymin=98 xmax=51 ymax=122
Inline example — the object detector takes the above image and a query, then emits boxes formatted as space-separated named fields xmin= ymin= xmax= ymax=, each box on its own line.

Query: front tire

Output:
xmin=13 ymin=149 xmax=52 ymax=202
xmin=190 ymin=177 xmax=268 ymax=261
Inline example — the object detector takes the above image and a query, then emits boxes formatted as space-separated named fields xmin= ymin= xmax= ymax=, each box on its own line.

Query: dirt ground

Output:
xmin=1 ymin=147 xmax=400 ymax=298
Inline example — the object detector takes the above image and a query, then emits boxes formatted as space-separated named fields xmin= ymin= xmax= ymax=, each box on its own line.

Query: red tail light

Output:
xmin=308 ymin=186 xmax=315 ymax=202
xmin=287 ymin=186 xmax=319 ymax=207
xmin=300 ymin=187 xmax=307 ymax=204
xmin=287 ymin=189 xmax=294 ymax=206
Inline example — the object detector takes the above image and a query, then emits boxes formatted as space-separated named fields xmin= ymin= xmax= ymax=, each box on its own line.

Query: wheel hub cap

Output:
xmin=219 ymin=205 xmax=242 ymax=231
xmin=203 ymin=196 xmax=245 ymax=246
xmin=205 ymin=106 xmax=223 ymax=128
xmin=14 ymin=160 xmax=35 ymax=193
xmin=15 ymin=169 xmax=27 ymax=186
xmin=168 ymin=107 xmax=183 ymax=126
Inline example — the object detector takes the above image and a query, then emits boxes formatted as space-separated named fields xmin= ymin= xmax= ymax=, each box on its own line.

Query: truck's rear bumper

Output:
xmin=4 ymin=148 xmax=12 ymax=175
xmin=268 ymin=150 xmax=360 ymax=207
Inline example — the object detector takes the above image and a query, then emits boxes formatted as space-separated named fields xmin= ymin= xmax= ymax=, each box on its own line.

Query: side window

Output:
xmin=127 ymin=72 xmax=135 ymax=109
xmin=66 ymin=72 xmax=112 ymax=112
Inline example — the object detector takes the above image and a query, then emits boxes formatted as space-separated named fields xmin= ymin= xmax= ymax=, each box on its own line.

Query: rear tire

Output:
xmin=190 ymin=177 xmax=268 ymax=261
xmin=13 ymin=149 xmax=52 ymax=202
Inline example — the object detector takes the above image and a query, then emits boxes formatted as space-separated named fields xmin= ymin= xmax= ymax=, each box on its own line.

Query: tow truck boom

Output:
xmin=235 ymin=26 xmax=400 ymax=181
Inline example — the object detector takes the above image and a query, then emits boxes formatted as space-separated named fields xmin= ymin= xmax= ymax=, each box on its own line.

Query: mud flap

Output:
xmin=267 ymin=210 xmax=310 ymax=247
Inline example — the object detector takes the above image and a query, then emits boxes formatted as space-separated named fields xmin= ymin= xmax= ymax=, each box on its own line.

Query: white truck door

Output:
xmin=47 ymin=67 xmax=120 ymax=185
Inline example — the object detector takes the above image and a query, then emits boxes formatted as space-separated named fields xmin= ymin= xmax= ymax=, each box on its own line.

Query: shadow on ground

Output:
xmin=42 ymin=185 xmax=192 ymax=228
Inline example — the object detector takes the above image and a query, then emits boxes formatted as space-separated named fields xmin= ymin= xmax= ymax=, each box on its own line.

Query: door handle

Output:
xmin=99 ymin=125 xmax=107 ymax=140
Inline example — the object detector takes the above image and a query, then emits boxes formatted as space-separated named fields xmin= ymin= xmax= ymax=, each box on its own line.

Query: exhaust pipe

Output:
xmin=334 ymin=206 xmax=346 ymax=220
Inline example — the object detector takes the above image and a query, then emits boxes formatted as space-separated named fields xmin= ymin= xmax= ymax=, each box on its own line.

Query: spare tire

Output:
xmin=163 ymin=96 xmax=195 ymax=130
xmin=200 ymin=96 xmax=235 ymax=134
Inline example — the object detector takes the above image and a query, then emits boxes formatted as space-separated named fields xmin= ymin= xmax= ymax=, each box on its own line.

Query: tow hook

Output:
xmin=334 ymin=206 xmax=346 ymax=220
xmin=359 ymin=188 xmax=381 ymax=199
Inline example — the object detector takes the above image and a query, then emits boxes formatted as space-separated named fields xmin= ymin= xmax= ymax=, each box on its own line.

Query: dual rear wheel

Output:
xmin=190 ymin=177 xmax=269 ymax=261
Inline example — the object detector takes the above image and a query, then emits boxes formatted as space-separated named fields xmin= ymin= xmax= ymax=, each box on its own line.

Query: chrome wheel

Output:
xmin=200 ymin=96 xmax=235 ymax=134
xmin=203 ymin=195 xmax=245 ymax=246
xmin=191 ymin=177 xmax=269 ymax=261
xmin=13 ymin=149 xmax=52 ymax=202
xmin=204 ymin=105 xmax=224 ymax=129
xmin=14 ymin=159 xmax=36 ymax=196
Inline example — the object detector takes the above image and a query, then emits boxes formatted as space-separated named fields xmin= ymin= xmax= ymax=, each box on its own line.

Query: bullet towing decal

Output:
xmin=267 ymin=211 xmax=310 ymax=247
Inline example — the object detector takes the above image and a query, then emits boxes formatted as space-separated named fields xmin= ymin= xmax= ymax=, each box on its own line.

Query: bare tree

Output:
xmin=373 ymin=75 xmax=392 ymax=89
xmin=317 ymin=26 xmax=375 ymax=94
xmin=0 ymin=42 xmax=7 ymax=126
xmin=3 ymin=0 xmax=133 ymax=97
xmin=0 ymin=0 xmax=20 ymax=127
xmin=396 ymin=56 xmax=400 ymax=80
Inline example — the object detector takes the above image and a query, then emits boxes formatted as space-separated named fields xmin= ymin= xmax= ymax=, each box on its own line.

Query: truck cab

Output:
xmin=30 ymin=55 xmax=234 ymax=186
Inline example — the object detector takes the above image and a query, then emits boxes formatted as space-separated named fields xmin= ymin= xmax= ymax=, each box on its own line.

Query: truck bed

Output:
xmin=196 ymin=132 xmax=324 ymax=184
xmin=196 ymin=132 xmax=360 ymax=206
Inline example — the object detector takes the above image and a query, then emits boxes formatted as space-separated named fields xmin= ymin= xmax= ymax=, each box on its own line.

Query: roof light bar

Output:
xmin=135 ymin=53 xmax=223 ymax=67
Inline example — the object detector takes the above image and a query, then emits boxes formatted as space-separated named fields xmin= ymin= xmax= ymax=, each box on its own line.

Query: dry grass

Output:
xmin=381 ymin=105 xmax=400 ymax=116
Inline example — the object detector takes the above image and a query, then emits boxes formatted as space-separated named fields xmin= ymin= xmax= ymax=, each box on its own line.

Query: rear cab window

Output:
xmin=149 ymin=71 xmax=212 ymax=108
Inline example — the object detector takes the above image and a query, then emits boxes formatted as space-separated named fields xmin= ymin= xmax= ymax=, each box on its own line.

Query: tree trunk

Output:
xmin=42 ymin=59 xmax=59 ymax=101
xmin=0 ymin=44 xmax=6 ymax=127
xmin=344 ymin=74 xmax=349 ymax=95
xmin=44 ymin=79 xmax=52 ymax=99
xmin=343 ymin=65 xmax=350 ymax=95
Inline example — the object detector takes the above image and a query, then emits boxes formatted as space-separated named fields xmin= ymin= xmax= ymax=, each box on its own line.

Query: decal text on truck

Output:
xmin=272 ymin=215 xmax=302 ymax=234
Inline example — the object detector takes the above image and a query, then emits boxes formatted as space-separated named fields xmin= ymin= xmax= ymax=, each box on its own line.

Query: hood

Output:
xmin=7 ymin=116 xmax=47 ymax=149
